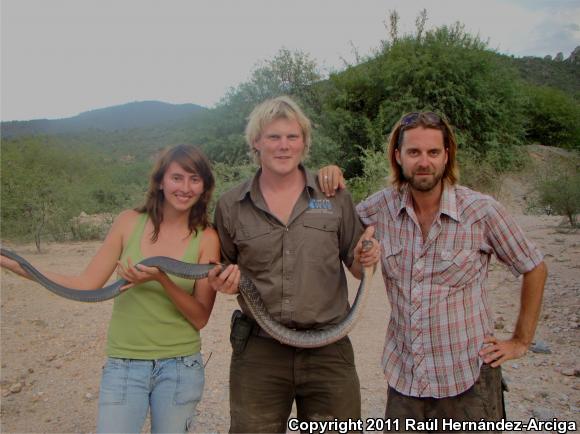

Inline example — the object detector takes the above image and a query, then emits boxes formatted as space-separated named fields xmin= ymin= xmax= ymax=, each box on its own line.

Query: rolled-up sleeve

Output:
xmin=484 ymin=200 xmax=544 ymax=276
xmin=356 ymin=195 xmax=380 ymax=227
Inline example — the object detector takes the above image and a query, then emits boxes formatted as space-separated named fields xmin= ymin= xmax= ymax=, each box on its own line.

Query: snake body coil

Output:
xmin=0 ymin=246 xmax=373 ymax=348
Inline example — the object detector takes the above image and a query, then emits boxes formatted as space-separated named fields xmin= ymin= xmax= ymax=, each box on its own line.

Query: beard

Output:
xmin=403 ymin=168 xmax=445 ymax=192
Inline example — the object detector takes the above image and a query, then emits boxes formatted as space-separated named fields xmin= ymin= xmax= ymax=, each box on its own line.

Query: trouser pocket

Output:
xmin=99 ymin=358 xmax=129 ymax=405
xmin=174 ymin=353 xmax=205 ymax=405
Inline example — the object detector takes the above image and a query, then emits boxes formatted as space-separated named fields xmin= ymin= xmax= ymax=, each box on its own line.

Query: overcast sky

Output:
xmin=2 ymin=0 xmax=579 ymax=121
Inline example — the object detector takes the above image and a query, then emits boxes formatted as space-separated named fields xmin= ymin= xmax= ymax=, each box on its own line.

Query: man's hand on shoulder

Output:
xmin=318 ymin=165 xmax=345 ymax=197
xmin=479 ymin=335 xmax=528 ymax=367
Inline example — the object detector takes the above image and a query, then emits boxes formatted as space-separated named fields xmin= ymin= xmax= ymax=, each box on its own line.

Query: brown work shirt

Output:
xmin=214 ymin=167 xmax=364 ymax=329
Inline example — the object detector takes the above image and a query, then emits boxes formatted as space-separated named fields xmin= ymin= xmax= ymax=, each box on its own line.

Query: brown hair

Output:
xmin=136 ymin=144 xmax=215 ymax=241
xmin=387 ymin=111 xmax=459 ymax=189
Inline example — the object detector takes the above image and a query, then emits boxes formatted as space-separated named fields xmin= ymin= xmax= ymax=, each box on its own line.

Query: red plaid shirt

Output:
xmin=357 ymin=183 xmax=543 ymax=398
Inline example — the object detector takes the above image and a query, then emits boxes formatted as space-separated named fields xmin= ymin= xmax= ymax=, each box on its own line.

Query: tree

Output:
xmin=201 ymin=48 xmax=323 ymax=163
xmin=218 ymin=47 xmax=322 ymax=117
xmin=1 ymin=141 xmax=70 ymax=251
xmin=320 ymin=13 xmax=526 ymax=177
xmin=0 ymin=138 xmax=147 ymax=247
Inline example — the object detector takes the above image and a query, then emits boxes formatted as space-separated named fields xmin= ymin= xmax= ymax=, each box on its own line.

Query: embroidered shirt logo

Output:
xmin=307 ymin=199 xmax=334 ymax=214
xmin=308 ymin=199 xmax=332 ymax=210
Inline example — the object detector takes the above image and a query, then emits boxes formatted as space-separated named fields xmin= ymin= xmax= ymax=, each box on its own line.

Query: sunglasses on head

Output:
xmin=400 ymin=111 xmax=442 ymax=127
xmin=397 ymin=111 xmax=445 ymax=147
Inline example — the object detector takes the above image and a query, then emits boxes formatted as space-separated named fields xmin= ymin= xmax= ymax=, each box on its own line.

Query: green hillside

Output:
xmin=505 ymin=55 xmax=580 ymax=100
xmin=2 ymin=16 xmax=579 ymax=247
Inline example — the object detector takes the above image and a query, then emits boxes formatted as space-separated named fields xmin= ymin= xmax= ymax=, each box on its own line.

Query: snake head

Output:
xmin=361 ymin=239 xmax=373 ymax=252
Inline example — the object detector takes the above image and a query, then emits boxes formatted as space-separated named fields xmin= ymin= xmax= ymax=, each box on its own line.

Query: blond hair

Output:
xmin=245 ymin=96 xmax=312 ymax=164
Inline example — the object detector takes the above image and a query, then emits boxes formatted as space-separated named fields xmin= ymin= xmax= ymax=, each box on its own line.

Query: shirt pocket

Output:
xmin=302 ymin=216 xmax=340 ymax=262
xmin=234 ymin=224 xmax=275 ymax=268
xmin=382 ymin=243 xmax=402 ymax=280
xmin=434 ymin=249 xmax=481 ymax=287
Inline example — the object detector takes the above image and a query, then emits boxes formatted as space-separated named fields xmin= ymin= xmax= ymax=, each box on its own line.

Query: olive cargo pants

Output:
xmin=229 ymin=332 xmax=361 ymax=433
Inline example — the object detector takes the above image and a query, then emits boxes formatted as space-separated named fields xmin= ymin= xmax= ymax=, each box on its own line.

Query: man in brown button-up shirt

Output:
xmin=209 ymin=96 xmax=379 ymax=433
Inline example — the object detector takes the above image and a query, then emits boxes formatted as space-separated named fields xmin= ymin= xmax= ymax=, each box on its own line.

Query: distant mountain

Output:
xmin=1 ymin=101 xmax=208 ymax=138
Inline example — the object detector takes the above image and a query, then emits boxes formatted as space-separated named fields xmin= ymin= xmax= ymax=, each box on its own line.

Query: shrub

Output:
xmin=348 ymin=148 xmax=390 ymax=203
xmin=536 ymin=169 xmax=580 ymax=227
xmin=524 ymin=85 xmax=580 ymax=150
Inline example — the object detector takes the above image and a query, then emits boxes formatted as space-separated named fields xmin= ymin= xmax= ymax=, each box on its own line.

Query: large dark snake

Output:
xmin=0 ymin=242 xmax=374 ymax=348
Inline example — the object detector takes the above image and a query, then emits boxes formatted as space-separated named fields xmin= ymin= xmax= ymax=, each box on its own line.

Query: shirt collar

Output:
xmin=396 ymin=182 xmax=460 ymax=222
xmin=439 ymin=182 xmax=459 ymax=222
xmin=303 ymin=166 xmax=318 ymax=191
xmin=397 ymin=184 xmax=414 ymax=218
xmin=237 ymin=164 xmax=314 ymax=202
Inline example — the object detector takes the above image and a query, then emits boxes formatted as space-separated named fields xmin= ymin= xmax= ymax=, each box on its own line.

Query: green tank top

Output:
xmin=106 ymin=213 xmax=203 ymax=359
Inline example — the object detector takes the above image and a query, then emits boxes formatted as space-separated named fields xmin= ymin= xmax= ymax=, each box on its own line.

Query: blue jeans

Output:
xmin=96 ymin=353 xmax=204 ymax=433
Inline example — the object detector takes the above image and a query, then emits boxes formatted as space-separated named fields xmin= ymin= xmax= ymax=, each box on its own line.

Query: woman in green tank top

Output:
xmin=1 ymin=145 xmax=220 ymax=433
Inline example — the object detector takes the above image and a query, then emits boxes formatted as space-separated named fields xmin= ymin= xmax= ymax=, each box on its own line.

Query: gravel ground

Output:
xmin=1 ymin=213 xmax=579 ymax=433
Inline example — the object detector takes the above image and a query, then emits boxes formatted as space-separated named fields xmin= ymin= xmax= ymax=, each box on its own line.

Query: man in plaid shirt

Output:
xmin=320 ymin=112 xmax=547 ymax=428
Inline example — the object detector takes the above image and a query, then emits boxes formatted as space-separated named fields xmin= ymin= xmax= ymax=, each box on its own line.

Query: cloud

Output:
xmin=526 ymin=10 xmax=580 ymax=57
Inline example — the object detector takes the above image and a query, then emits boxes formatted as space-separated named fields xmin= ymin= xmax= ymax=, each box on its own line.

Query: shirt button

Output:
xmin=415 ymin=259 xmax=424 ymax=269
xmin=284 ymin=299 xmax=290 ymax=304
xmin=286 ymin=250 xmax=291 ymax=255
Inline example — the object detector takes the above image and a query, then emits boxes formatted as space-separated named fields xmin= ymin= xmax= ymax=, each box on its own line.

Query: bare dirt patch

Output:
xmin=1 ymin=216 xmax=579 ymax=432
